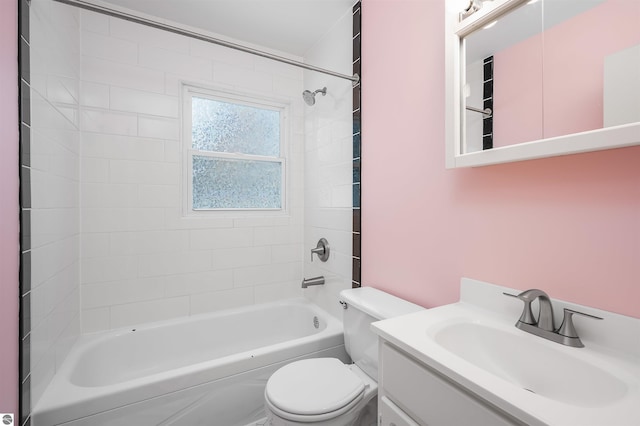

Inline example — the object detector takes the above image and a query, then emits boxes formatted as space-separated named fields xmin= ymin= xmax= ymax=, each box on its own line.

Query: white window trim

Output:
xmin=182 ymin=84 xmax=290 ymax=217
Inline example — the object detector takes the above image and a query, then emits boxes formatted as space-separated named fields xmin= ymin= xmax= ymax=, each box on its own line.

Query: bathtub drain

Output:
xmin=313 ymin=316 xmax=319 ymax=329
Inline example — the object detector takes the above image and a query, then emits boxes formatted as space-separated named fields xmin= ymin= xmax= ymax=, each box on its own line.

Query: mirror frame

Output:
xmin=445 ymin=0 xmax=640 ymax=168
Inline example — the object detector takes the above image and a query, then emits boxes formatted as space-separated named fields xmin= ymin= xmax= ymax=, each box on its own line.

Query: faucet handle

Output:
xmin=310 ymin=238 xmax=329 ymax=262
xmin=503 ymin=292 xmax=536 ymax=325
xmin=557 ymin=308 xmax=603 ymax=338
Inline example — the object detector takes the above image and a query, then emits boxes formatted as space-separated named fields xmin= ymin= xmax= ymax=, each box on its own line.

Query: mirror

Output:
xmin=445 ymin=0 xmax=640 ymax=168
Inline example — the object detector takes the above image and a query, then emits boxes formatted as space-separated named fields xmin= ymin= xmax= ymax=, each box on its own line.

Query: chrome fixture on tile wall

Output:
xmin=310 ymin=238 xmax=330 ymax=262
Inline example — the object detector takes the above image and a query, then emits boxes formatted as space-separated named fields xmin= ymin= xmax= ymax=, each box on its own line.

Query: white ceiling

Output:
xmin=99 ymin=0 xmax=355 ymax=57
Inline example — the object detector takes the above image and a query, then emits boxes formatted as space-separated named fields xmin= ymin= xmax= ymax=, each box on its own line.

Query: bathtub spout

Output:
xmin=301 ymin=276 xmax=325 ymax=288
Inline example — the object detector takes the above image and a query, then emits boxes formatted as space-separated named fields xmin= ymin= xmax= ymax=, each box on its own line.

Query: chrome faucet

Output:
xmin=301 ymin=276 xmax=325 ymax=288
xmin=310 ymin=238 xmax=329 ymax=262
xmin=504 ymin=289 xmax=602 ymax=348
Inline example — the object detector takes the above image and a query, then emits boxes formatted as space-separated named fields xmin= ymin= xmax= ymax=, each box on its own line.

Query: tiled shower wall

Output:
xmin=78 ymin=10 xmax=306 ymax=332
xmin=28 ymin=0 xmax=81 ymax=413
xmin=302 ymin=7 xmax=354 ymax=318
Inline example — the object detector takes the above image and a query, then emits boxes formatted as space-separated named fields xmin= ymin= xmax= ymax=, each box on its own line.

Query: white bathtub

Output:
xmin=33 ymin=298 xmax=348 ymax=426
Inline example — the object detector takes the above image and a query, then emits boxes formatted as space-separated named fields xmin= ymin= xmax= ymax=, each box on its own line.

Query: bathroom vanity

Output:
xmin=377 ymin=342 xmax=524 ymax=426
xmin=372 ymin=278 xmax=640 ymax=426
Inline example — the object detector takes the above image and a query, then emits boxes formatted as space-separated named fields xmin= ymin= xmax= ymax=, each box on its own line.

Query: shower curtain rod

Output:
xmin=53 ymin=0 xmax=360 ymax=86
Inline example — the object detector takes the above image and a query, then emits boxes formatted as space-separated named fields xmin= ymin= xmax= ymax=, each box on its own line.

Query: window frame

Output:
xmin=182 ymin=84 xmax=289 ymax=216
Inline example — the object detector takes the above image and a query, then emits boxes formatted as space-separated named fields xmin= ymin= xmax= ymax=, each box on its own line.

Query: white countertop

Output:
xmin=371 ymin=278 xmax=640 ymax=426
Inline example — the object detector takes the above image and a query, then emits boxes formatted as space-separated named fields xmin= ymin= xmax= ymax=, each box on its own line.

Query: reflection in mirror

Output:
xmin=462 ymin=0 xmax=640 ymax=153
xmin=464 ymin=1 xmax=543 ymax=152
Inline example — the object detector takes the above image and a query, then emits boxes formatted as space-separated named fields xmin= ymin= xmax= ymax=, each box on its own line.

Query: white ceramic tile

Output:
xmin=213 ymin=63 xmax=273 ymax=92
xmin=190 ymin=39 xmax=254 ymax=68
xmin=254 ymin=281 xmax=302 ymax=304
xmin=232 ymin=216 xmax=290 ymax=228
xmin=190 ymin=287 xmax=254 ymax=315
xmin=210 ymin=246 xmax=272 ymax=270
xmin=109 ymin=230 xmax=190 ymax=256
xmin=330 ymin=183 xmax=352 ymax=208
xmin=81 ymin=255 xmax=139 ymax=284
xmin=253 ymin=226 xmax=303 ymax=246
xmin=138 ymin=184 xmax=180 ymax=208
xmin=271 ymin=244 xmax=304 ymax=263
xmin=45 ymin=144 xmax=80 ymax=183
xmin=31 ymin=274 xmax=60 ymax=330
xmin=30 ymin=236 xmax=79 ymax=289
xmin=82 ymin=56 xmax=165 ymax=93
xmin=139 ymin=46 xmax=212 ymax=81
xmin=81 ymin=108 xmax=138 ymax=136
xmin=31 ymin=262 xmax=79 ymax=330
xmin=109 ymin=159 xmax=179 ymax=185
xmin=233 ymin=262 xmax=303 ymax=287
xmin=189 ymin=228 xmax=254 ymax=250
xmin=110 ymin=297 xmax=190 ymax=329
xmin=164 ymin=269 xmax=234 ymax=297
xmin=31 ymin=208 xmax=80 ymax=249
xmin=81 ymin=307 xmax=111 ymax=333
xmin=81 ymin=207 xmax=165 ymax=233
xmin=109 ymin=17 xmax=189 ymax=53
xmin=81 ymin=183 xmax=139 ymax=208
xmin=163 ymin=140 xmax=181 ymax=163
xmin=80 ymin=10 xmax=109 ymax=35
xmin=30 ymin=91 xmax=77 ymax=133
xmin=54 ymin=308 xmax=80 ymax=371
xmin=82 ymin=277 xmax=165 ymax=309
xmin=80 ymin=81 xmax=110 ymax=108
xmin=163 ymin=209 xmax=235 ymax=230
xmin=82 ymin=133 xmax=166 ymax=162
xmin=80 ymin=157 xmax=109 ymax=183
xmin=255 ymin=56 xmax=304 ymax=80
xmin=82 ymin=31 xmax=138 ymax=64
xmin=138 ymin=251 xmax=212 ymax=278
xmin=138 ymin=115 xmax=180 ymax=140
xmin=30 ymin=347 xmax=56 ymax=411
xmin=110 ymin=86 xmax=179 ymax=118
xmin=273 ymin=75 xmax=304 ymax=98
xmin=81 ymin=233 xmax=110 ymax=258
xmin=46 ymin=75 xmax=79 ymax=105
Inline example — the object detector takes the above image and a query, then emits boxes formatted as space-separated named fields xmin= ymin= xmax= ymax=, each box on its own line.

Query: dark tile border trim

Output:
xmin=352 ymin=1 xmax=362 ymax=288
xmin=483 ymin=56 xmax=493 ymax=150
xmin=18 ymin=0 xmax=32 ymax=424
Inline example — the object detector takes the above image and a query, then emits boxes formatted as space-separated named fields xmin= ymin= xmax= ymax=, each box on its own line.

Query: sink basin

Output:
xmin=431 ymin=321 xmax=628 ymax=407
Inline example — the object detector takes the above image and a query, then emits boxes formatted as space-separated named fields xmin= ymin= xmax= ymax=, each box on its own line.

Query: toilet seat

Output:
xmin=265 ymin=358 xmax=366 ymax=422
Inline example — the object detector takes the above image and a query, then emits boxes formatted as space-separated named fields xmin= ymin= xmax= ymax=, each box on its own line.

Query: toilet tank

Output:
xmin=339 ymin=287 xmax=423 ymax=380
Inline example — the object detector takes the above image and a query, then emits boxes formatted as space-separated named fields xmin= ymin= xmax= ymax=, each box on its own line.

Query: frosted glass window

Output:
xmin=193 ymin=156 xmax=282 ymax=209
xmin=192 ymin=97 xmax=280 ymax=156
xmin=184 ymin=87 xmax=286 ymax=212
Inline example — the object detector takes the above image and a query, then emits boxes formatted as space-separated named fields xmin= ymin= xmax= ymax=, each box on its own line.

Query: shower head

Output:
xmin=302 ymin=87 xmax=327 ymax=106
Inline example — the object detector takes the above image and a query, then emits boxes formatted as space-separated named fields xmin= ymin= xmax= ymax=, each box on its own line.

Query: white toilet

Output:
xmin=264 ymin=287 xmax=423 ymax=426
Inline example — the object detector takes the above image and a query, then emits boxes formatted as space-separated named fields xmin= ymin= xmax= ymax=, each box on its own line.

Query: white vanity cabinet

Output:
xmin=377 ymin=341 xmax=523 ymax=426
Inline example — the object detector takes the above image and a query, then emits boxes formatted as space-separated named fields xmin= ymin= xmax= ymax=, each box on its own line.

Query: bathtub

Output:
xmin=33 ymin=298 xmax=348 ymax=426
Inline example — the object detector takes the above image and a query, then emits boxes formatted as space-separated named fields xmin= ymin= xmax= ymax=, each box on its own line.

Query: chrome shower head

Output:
xmin=302 ymin=87 xmax=327 ymax=106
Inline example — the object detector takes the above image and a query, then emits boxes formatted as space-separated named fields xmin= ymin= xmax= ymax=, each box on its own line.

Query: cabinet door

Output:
xmin=381 ymin=343 xmax=522 ymax=426
xmin=379 ymin=396 xmax=420 ymax=426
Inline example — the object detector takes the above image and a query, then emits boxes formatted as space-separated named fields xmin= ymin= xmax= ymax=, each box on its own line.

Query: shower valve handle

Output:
xmin=310 ymin=238 xmax=329 ymax=262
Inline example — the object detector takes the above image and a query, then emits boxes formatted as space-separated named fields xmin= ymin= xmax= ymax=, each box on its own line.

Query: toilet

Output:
xmin=264 ymin=287 xmax=423 ymax=426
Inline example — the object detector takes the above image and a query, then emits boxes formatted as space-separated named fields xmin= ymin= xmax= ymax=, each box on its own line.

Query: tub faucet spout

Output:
xmin=301 ymin=276 xmax=324 ymax=288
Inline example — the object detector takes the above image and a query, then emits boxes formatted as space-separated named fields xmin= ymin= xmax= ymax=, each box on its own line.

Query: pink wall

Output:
xmin=0 ymin=0 xmax=19 ymax=416
xmin=361 ymin=0 xmax=640 ymax=319
xmin=494 ymin=0 xmax=640 ymax=145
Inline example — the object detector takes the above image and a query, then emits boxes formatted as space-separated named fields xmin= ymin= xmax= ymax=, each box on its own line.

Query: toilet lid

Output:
xmin=266 ymin=358 xmax=365 ymax=416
